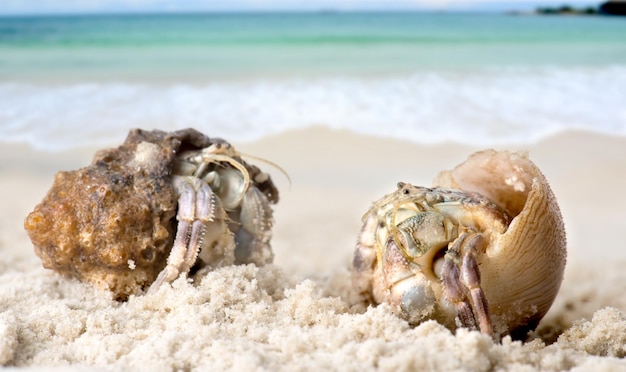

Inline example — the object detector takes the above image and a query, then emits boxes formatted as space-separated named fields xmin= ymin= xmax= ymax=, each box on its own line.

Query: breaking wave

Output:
xmin=2 ymin=66 xmax=625 ymax=151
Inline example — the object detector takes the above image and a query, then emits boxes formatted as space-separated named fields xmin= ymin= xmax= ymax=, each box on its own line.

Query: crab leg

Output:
xmin=442 ymin=238 xmax=478 ymax=330
xmin=234 ymin=187 xmax=274 ymax=265
xmin=147 ymin=180 xmax=213 ymax=294
xmin=180 ymin=182 xmax=214 ymax=274
xmin=442 ymin=232 xmax=495 ymax=339
xmin=460 ymin=234 xmax=495 ymax=340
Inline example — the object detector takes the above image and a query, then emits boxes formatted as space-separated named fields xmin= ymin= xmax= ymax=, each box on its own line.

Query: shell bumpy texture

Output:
xmin=24 ymin=128 xmax=278 ymax=300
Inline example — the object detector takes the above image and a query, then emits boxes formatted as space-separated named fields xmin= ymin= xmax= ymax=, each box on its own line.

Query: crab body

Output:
xmin=146 ymin=140 xmax=275 ymax=294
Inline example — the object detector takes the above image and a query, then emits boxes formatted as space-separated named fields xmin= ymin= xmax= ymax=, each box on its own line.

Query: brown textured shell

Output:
xmin=24 ymin=128 xmax=279 ymax=300
xmin=433 ymin=149 xmax=567 ymax=337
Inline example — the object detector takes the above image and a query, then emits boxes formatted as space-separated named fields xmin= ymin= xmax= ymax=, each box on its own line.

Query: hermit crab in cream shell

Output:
xmin=352 ymin=150 xmax=566 ymax=340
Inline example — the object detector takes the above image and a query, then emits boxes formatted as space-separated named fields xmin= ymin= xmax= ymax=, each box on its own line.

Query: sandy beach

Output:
xmin=2 ymin=127 xmax=626 ymax=370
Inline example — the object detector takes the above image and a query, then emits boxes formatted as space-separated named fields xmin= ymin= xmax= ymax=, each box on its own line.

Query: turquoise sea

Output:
xmin=1 ymin=12 xmax=625 ymax=150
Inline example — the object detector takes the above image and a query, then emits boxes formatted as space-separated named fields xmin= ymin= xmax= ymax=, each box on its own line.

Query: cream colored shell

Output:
xmin=432 ymin=149 xmax=567 ymax=336
xmin=353 ymin=149 xmax=567 ymax=338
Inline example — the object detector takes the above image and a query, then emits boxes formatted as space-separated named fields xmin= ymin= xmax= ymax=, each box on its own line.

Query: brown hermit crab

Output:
xmin=353 ymin=150 xmax=566 ymax=340
xmin=25 ymin=128 xmax=279 ymax=299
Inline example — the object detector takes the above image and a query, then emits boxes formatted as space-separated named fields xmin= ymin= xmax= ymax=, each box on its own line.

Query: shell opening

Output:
xmin=434 ymin=150 xmax=535 ymax=218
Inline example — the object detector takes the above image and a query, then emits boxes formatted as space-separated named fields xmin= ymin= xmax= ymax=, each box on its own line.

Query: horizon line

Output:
xmin=0 ymin=7 xmax=570 ymax=18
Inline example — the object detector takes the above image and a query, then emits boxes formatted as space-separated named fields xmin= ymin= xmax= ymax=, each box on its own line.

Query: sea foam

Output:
xmin=2 ymin=66 xmax=625 ymax=151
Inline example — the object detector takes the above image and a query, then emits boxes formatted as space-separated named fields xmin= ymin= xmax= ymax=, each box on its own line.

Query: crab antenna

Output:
xmin=238 ymin=152 xmax=292 ymax=190
xmin=208 ymin=154 xmax=251 ymax=206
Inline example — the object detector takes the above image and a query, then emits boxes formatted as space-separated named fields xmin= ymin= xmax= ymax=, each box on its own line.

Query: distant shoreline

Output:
xmin=534 ymin=5 xmax=598 ymax=15
xmin=524 ymin=2 xmax=626 ymax=16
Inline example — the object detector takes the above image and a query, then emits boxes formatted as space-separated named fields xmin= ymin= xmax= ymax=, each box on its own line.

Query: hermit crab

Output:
xmin=353 ymin=150 xmax=566 ymax=340
xmin=25 ymin=128 xmax=279 ymax=299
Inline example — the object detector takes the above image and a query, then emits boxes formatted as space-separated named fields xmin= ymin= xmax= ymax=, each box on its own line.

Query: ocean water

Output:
xmin=1 ymin=12 xmax=625 ymax=151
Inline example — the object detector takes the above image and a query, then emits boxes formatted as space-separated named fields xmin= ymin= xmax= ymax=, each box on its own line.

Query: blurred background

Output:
xmin=1 ymin=0 xmax=625 ymax=151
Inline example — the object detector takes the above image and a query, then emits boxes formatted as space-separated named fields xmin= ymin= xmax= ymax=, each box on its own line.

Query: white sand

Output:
xmin=2 ymin=128 xmax=626 ymax=370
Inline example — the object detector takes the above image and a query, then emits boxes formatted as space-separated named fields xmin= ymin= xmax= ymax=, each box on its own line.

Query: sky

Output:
xmin=0 ymin=0 xmax=601 ymax=15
